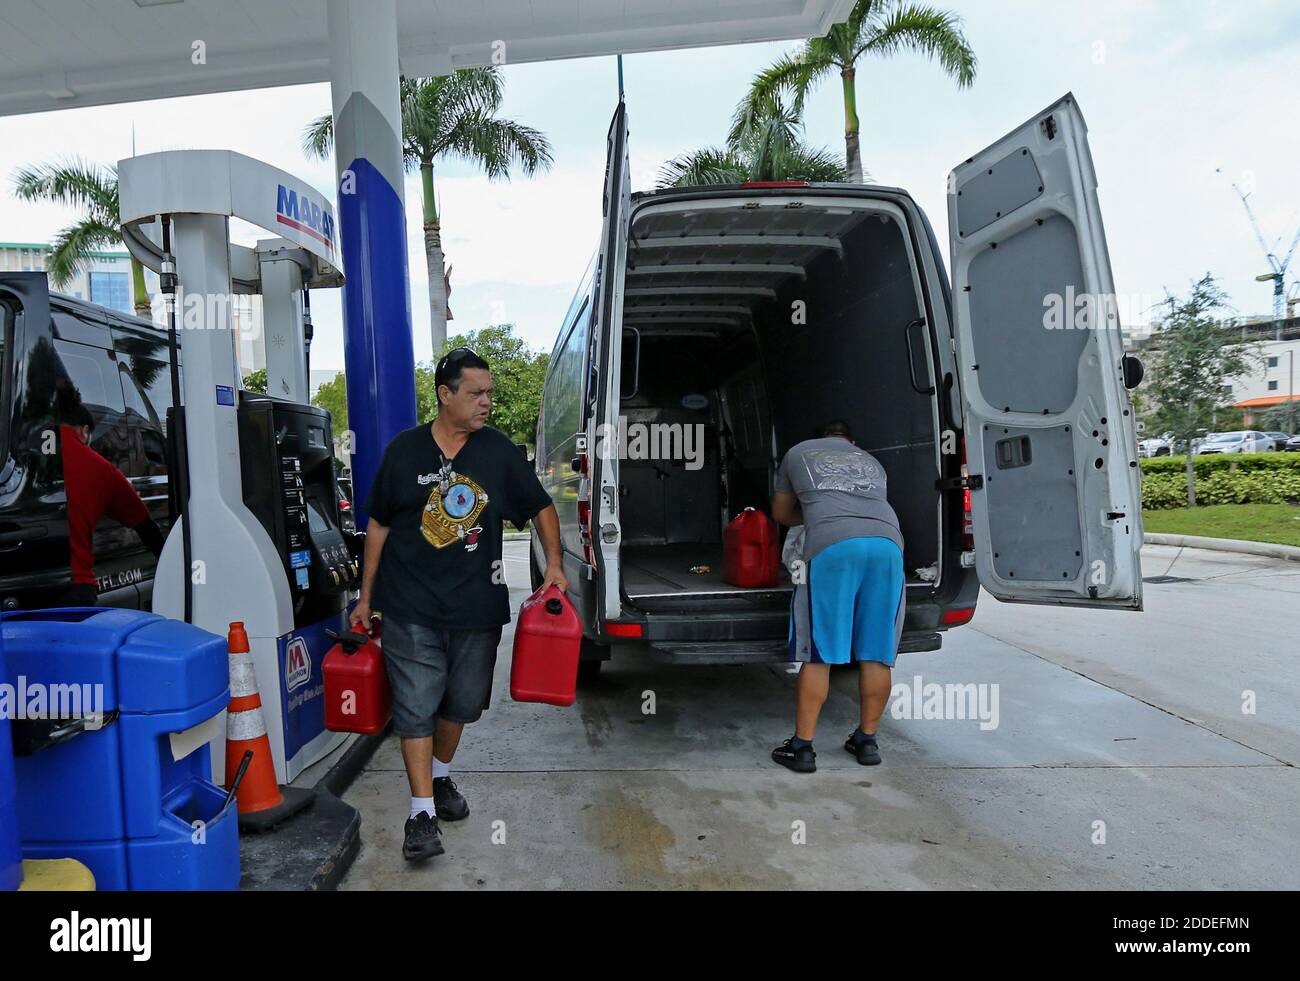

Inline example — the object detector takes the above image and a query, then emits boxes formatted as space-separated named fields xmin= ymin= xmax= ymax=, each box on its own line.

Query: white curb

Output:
xmin=1143 ymin=533 xmax=1300 ymax=562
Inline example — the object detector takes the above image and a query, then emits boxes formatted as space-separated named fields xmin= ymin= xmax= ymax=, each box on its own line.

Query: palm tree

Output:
xmin=743 ymin=0 xmax=977 ymax=183
xmin=303 ymin=69 xmax=553 ymax=352
xmin=11 ymin=159 xmax=152 ymax=317
xmin=658 ymin=91 xmax=849 ymax=188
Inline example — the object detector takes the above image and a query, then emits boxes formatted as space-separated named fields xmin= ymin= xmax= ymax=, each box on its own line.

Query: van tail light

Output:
xmin=960 ymin=437 xmax=975 ymax=550
xmin=605 ymin=622 xmax=643 ymax=638
xmin=577 ymin=498 xmax=595 ymax=567
xmin=740 ymin=181 xmax=810 ymax=188
xmin=943 ymin=607 xmax=976 ymax=626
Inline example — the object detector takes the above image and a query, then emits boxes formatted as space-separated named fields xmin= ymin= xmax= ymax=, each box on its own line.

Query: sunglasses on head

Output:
xmin=436 ymin=347 xmax=480 ymax=384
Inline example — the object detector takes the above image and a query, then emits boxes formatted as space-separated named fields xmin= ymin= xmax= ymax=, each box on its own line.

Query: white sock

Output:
xmin=410 ymin=796 xmax=436 ymax=820
xmin=432 ymin=757 xmax=451 ymax=780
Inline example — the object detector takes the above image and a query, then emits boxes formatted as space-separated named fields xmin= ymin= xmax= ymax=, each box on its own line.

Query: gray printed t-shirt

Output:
xmin=774 ymin=437 xmax=903 ymax=562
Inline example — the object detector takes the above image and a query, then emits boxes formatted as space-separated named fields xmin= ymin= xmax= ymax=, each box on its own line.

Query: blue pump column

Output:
xmin=326 ymin=0 xmax=417 ymax=521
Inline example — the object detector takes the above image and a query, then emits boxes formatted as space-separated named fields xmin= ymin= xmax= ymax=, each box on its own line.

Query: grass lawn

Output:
xmin=1142 ymin=504 xmax=1300 ymax=548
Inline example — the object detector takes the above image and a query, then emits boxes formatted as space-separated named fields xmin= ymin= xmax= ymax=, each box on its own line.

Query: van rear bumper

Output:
xmin=614 ymin=607 xmax=945 ymax=663
xmin=645 ymin=631 xmax=943 ymax=664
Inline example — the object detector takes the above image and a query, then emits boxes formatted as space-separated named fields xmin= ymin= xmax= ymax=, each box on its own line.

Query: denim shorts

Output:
xmin=381 ymin=617 xmax=504 ymax=735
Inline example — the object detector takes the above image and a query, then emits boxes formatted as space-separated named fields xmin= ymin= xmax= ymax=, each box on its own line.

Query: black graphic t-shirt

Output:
xmin=365 ymin=423 xmax=552 ymax=629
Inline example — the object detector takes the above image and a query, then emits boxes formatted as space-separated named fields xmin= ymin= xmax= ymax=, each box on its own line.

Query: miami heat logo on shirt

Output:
xmin=421 ymin=470 xmax=489 ymax=551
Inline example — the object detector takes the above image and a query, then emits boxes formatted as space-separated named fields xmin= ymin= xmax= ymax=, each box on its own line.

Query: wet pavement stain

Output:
xmin=580 ymin=696 xmax=614 ymax=749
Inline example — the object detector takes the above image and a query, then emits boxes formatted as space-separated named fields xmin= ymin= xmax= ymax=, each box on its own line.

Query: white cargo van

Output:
xmin=531 ymin=94 xmax=1144 ymax=676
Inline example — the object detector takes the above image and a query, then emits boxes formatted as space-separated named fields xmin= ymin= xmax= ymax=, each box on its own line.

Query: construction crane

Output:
xmin=1218 ymin=169 xmax=1300 ymax=339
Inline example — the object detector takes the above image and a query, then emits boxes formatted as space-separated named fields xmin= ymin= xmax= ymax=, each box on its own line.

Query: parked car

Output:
xmin=1263 ymin=431 xmax=1293 ymax=452
xmin=530 ymin=94 xmax=1146 ymax=676
xmin=1139 ymin=431 xmax=1174 ymax=457
xmin=1285 ymin=434 xmax=1300 ymax=452
xmin=0 ymin=274 xmax=177 ymax=610
xmin=1195 ymin=431 xmax=1274 ymax=455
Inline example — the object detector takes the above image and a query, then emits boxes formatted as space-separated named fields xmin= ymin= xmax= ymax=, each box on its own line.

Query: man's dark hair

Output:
xmin=818 ymin=419 xmax=853 ymax=439
xmin=60 ymin=401 xmax=95 ymax=431
xmin=434 ymin=347 xmax=491 ymax=395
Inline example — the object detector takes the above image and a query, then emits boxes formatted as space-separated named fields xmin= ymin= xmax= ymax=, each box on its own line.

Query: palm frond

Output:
xmin=441 ymin=112 xmax=554 ymax=180
xmin=436 ymin=68 xmax=505 ymax=119
xmin=11 ymin=158 xmax=118 ymax=222
xmin=845 ymin=0 xmax=877 ymax=37
xmin=858 ymin=2 xmax=977 ymax=86
xmin=732 ymin=49 xmax=835 ymax=145
xmin=657 ymin=148 xmax=748 ymax=188
xmin=45 ymin=219 xmax=120 ymax=288
xmin=301 ymin=112 xmax=335 ymax=160
xmin=773 ymin=145 xmax=851 ymax=183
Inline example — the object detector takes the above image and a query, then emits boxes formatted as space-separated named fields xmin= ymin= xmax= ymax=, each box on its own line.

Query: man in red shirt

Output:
xmin=55 ymin=404 xmax=165 ymax=607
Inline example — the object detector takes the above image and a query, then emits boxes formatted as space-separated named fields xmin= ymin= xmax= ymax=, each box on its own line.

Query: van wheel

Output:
xmin=577 ymin=659 xmax=604 ymax=683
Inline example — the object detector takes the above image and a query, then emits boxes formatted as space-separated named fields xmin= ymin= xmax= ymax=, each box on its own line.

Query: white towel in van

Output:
xmin=782 ymin=526 xmax=806 ymax=575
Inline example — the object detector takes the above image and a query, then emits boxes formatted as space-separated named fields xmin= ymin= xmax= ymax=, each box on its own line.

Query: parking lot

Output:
xmin=339 ymin=541 xmax=1299 ymax=890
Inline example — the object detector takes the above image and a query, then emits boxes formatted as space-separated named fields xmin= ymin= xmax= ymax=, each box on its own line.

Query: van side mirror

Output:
xmin=1122 ymin=355 xmax=1144 ymax=390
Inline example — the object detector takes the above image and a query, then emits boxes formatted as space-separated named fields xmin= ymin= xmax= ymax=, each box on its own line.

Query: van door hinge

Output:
xmin=936 ymin=474 xmax=983 ymax=492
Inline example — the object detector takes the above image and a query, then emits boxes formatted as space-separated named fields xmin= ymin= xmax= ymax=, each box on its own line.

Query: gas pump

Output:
xmin=118 ymin=150 xmax=356 ymax=783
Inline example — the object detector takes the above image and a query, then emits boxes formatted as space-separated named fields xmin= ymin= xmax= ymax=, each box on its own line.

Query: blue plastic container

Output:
xmin=0 ymin=708 xmax=21 ymax=892
xmin=0 ymin=608 xmax=238 ymax=890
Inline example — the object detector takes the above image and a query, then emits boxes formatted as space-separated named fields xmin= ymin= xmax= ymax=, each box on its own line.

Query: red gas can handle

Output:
xmin=526 ymin=583 xmax=569 ymax=616
xmin=325 ymin=625 xmax=371 ymax=656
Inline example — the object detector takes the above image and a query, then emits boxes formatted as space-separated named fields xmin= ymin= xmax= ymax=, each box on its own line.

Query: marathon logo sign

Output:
xmin=285 ymin=636 xmax=312 ymax=693
xmin=276 ymin=184 xmax=335 ymax=251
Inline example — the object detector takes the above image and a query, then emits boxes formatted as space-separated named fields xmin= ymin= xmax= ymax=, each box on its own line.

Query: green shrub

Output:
xmin=1140 ymin=452 xmax=1300 ymax=478
xmin=1139 ymin=472 xmax=1190 ymax=509
xmin=1140 ymin=456 xmax=1300 ymax=509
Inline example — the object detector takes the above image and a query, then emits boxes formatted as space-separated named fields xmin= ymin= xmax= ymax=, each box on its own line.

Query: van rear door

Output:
xmin=947 ymin=94 xmax=1142 ymax=610
xmin=588 ymin=99 xmax=632 ymax=623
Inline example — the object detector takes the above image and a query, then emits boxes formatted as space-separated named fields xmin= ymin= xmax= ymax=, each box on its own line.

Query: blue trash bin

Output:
xmin=1 ymin=608 xmax=238 ymax=890
xmin=0 ymin=706 xmax=20 ymax=892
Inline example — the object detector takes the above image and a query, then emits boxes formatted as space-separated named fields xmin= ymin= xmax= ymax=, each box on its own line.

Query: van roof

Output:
xmin=632 ymin=182 xmax=917 ymax=206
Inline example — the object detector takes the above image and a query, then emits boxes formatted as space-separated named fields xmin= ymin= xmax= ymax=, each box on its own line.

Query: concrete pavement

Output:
xmin=339 ymin=542 xmax=1299 ymax=890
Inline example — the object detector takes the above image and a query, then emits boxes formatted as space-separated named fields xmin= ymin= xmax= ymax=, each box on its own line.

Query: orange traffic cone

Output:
xmin=224 ymin=622 xmax=313 ymax=832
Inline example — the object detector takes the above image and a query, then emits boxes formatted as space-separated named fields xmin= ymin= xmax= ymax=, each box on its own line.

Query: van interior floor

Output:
xmin=621 ymin=544 xmax=792 ymax=602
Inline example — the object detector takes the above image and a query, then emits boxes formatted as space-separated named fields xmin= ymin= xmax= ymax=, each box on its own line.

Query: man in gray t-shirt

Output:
xmin=769 ymin=420 xmax=906 ymax=773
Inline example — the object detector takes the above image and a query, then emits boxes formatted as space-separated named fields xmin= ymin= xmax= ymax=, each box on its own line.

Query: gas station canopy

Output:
xmin=0 ymin=0 xmax=854 ymax=117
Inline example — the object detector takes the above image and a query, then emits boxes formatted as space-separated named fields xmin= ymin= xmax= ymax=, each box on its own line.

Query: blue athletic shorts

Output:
xmin=788 ymin=536 xmax=905 ymax=666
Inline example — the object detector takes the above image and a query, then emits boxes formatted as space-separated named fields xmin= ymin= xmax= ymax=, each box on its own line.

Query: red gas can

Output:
xmin=511 ymin=585 xmax=582 ymax=707
xmin=323 ymin=621 xmax=391 ymax=735
xmin=723 ymin=507 xmax=780 ymax=588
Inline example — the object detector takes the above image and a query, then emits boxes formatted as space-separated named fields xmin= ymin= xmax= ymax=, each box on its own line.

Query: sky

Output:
xmin=1 ymin=0 xmax=1298 ymax=377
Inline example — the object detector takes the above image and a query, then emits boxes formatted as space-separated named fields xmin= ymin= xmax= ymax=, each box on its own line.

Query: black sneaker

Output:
xmin=432 ymin=777 xmax=469 ymax=821
xmin=402 ymin=811 xmax=444 ymax=862
xmin=845 ymin=731 xmax=882 ymax=766
xmin=771 ymin=737 xmax=817 ymax=773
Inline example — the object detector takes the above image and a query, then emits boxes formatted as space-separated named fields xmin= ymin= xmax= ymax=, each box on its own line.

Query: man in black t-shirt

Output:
xmin=354 ymin=347 xmax=566 ymax=863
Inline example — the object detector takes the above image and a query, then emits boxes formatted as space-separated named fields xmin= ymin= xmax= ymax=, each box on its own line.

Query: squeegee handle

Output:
xmin=222 ymin=750 xmax=255 ymax=813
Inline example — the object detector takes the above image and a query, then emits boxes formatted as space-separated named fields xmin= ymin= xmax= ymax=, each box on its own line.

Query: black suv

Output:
xmin=0 ymin=273 xmax=176 ymax=611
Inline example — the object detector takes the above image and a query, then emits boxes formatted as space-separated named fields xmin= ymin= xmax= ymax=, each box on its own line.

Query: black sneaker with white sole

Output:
xmin=403 ymin=811 xmax=444 ymax=862
xmin=845 ymin=731 xmax=882 ymax=766
xmin=433 ymin=776 xmax=469 ymax=822
xmin=771 ymin=737 xmax=817 ymax=773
